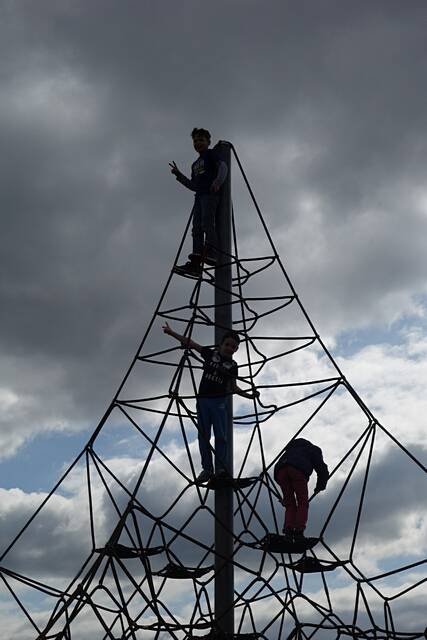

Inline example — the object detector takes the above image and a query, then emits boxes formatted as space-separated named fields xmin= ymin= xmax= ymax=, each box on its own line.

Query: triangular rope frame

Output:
xmin=0 ymin=145 xmax=425 ymax=640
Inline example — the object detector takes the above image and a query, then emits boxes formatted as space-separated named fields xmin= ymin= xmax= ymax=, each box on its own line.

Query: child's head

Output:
xmin=191 ymin=127 xmax=211 ymax=154
xmin=218 ymin=331 xmax=240 ymax=358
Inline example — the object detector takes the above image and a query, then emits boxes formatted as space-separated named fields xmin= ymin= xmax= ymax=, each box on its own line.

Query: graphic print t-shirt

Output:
xmin=191 ymin=149 xmax=221 ymax=194
xmin=198 ymin=347 xmax=238 ymax=397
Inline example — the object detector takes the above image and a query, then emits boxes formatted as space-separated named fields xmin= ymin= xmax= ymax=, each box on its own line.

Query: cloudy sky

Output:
xmin=0 ymin=1 xmax=426 ymax=637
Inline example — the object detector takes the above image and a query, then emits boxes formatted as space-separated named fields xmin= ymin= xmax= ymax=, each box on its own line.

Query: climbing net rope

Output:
xmin=0 ymin=145 xmax=425 ymax=640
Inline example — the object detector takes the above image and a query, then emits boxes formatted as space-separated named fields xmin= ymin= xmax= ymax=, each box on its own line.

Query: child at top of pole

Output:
xmin=169 ymin=128 xmax=228 ymax=277
xmin=162 ymin=322 xmax=259 ymax=483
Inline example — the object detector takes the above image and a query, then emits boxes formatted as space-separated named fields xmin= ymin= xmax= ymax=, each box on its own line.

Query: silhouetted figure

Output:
xmin=274 ymin=438 xmax=329 ymax=542
xmin=169 ymin=128 xmax=228 ymax=276
xmin=162 ymin=322 xmax=259 ymax=482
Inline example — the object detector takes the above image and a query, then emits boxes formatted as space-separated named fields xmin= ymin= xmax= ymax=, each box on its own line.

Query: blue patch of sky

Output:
xmin=90 ymin=417 xmax=155 ymax=462
xmin=335 ymin=296 xmax=427 ymax=358
xmin=0 ymin=587 xmax=56 ymax=616
xmin=373 ymin=553 xmax=426 ymax=581
xmin=0 ymin=419 xmax=145 ymax=494
xmin=0 ymin=430 xmax=88 ymax=493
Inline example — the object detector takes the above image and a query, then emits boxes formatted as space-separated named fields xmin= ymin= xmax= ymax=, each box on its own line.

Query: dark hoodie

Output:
xmin=273 ymin=438 xmax=329 ymax=491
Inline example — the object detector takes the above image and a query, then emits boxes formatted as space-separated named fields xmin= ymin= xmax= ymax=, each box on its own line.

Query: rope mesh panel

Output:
xmin=0 ymin=145 xmax=425 ymax=640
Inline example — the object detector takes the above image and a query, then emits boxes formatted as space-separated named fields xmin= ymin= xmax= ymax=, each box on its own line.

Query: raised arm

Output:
xmin=169 ymin=161 xmax=197 ymax=192
xmin=162 ymin=321 xmax=203 ymax=353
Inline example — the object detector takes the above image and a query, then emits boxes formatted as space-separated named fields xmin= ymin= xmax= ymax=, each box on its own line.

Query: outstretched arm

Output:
xmin=169 ymin=161 xmax=196 ymax=192
xmin=162 ymin=321 xmax=203 ymax=353
xmin=233 ymin=381 xmax=259 ymax=400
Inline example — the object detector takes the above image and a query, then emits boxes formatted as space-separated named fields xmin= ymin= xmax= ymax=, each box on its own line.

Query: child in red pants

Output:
xmin=274 ymin=438 xmax=329 ymax=542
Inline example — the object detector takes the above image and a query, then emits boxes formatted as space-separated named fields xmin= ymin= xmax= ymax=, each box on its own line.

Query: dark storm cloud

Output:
xmin=2 ymin=0 xmax=427 ymax=455
xmin=309 ymin=442 xmax=427 ymax=546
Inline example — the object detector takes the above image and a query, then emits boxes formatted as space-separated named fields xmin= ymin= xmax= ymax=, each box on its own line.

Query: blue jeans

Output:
xmin=197 ymin=397 xmax=228 ymax=472
xmin=192 ymin=193 xmax=220 ymax=257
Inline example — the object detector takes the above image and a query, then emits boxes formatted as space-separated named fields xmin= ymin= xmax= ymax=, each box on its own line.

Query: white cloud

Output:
xmin=0 ymin=355 xmax=86 ymax=459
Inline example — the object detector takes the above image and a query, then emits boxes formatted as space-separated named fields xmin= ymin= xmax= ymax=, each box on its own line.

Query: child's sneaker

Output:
xmin=200 ymin=245 xmax=217 ymax=267
xmin=282 ymin=527 xmax=294 ymax=543
xmin=292 ymin=528 xmax=306 ymax=543
xmin=175 ymin=261 xmax=202 ymax=277
xmin=213 ymin=469 xmax=229 ymax=479
xmin=204 ymin=254 xmax=217 ymax=267
xmin=196 ymin=469 xmax=213 ymax=483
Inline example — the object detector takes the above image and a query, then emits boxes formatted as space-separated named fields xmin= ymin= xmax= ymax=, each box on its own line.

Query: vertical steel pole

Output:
xmin=214 ymin=141 xmax=234 ymax=635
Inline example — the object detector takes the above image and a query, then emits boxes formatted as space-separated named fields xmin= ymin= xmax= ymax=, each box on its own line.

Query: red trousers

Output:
xmin=276 ymin=465 xmax=309 ymax=531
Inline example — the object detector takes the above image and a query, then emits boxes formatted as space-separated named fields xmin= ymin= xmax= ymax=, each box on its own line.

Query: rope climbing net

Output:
xmin=0 ymin=145 xmax=425 ymax=640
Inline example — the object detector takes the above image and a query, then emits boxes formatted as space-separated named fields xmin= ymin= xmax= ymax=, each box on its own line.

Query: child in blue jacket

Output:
xmin=274 ymin=438 xmax=329 ymax=542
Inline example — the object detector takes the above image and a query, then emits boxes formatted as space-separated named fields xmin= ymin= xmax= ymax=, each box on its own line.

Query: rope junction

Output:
xmin=0 ymin=145 xmax=425 ymax=640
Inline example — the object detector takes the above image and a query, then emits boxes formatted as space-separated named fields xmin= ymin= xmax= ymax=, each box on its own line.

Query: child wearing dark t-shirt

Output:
xmin=162 ymin=322 xmax=259 ymax=482
xmin=169 ymin=128 xmax=228 ymax=277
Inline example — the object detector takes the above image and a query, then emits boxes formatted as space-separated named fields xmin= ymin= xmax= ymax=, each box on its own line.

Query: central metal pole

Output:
xmin=214 ymin=141 xmax=234 ymax=635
